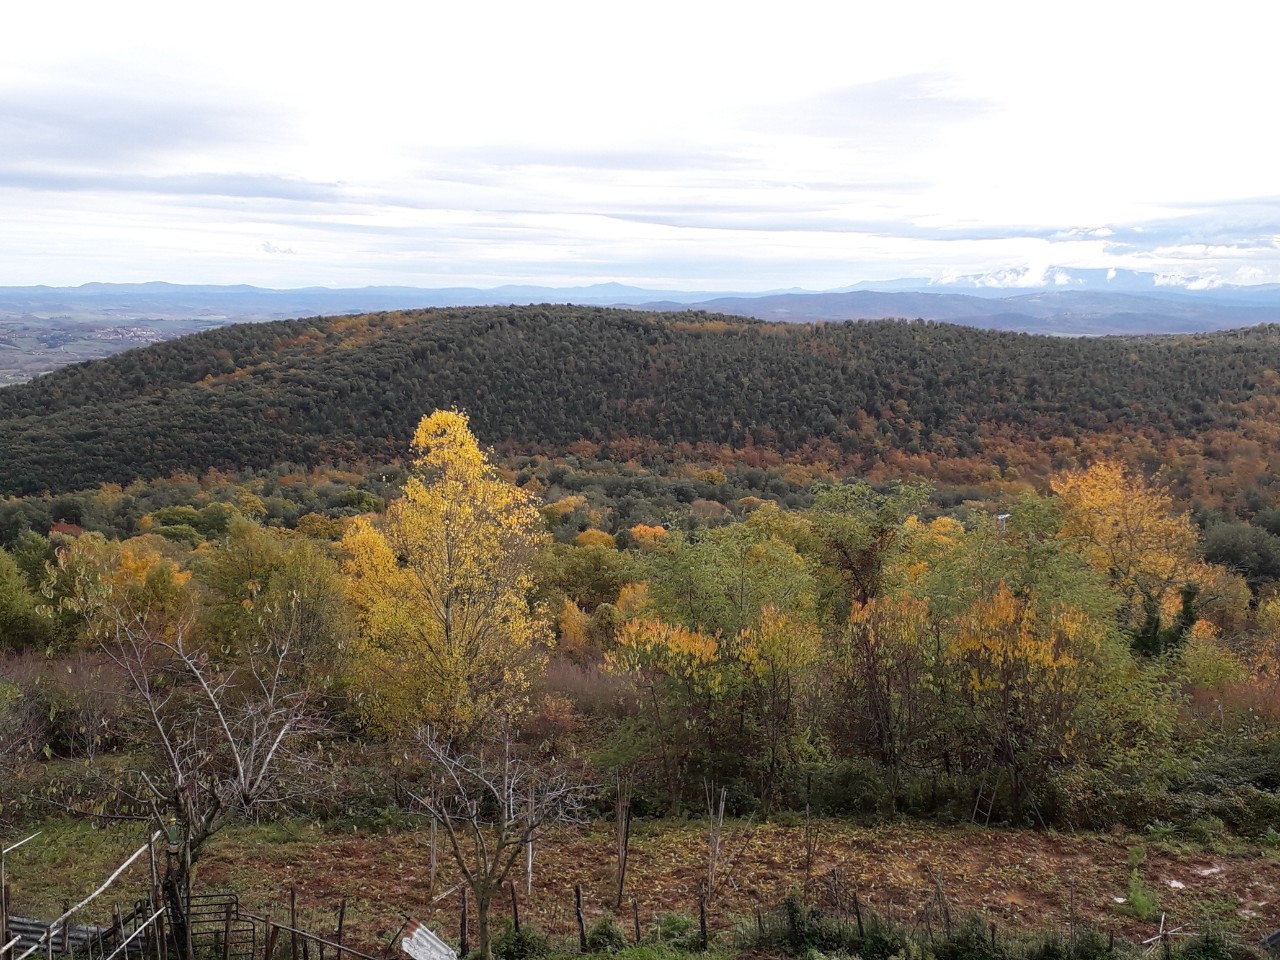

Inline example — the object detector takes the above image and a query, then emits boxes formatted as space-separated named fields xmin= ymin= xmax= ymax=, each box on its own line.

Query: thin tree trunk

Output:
xmin=476 ymin=891 xmax=491 ymax=960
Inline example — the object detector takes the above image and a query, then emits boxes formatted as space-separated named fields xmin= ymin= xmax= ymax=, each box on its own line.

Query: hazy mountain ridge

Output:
xmin=2 ymin=270 xmax=1278 ymax=382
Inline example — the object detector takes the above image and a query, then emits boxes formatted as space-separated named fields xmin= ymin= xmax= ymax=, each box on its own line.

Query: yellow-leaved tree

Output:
xmin=949 ymin=583 xmax=1101 ymax=813
xmin=1052 ymin=459 xmax=1204 ymax=654
xmin=342 ymin=410 xmax=550 ymax=740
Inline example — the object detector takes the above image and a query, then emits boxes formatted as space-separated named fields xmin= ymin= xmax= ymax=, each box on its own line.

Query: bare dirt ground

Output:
xmin=191 ymin=820 xmax=1279 ymax=951
xmin=5 ymin=819 xmax=1276 ymax=953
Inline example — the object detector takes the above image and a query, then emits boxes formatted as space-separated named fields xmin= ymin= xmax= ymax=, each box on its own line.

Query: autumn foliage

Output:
xmin=4 ymin=407 xmax=1279 ymax=837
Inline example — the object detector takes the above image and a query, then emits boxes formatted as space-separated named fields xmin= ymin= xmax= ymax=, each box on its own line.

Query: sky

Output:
xmin=3 ymin=1 xmax=1279 ymax=291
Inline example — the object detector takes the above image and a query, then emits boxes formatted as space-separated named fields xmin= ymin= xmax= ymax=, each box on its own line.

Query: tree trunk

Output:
xmin=475 ymin=890 xmax=492 ymax=960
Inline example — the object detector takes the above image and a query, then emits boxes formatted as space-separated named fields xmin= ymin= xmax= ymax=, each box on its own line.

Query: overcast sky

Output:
xmin=4 ymin=1 xmax=1278 ymax=291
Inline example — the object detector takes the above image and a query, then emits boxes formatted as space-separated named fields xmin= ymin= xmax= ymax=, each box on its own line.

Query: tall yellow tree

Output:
xmin=1052 ymin=459 xmax=1202 ymax=654
xmin=342 ymin=410 xmax=549 ymax=740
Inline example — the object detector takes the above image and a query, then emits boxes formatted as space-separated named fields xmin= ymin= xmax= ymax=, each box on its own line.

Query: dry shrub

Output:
xmin=538 ymin=657 xmax=637 ymax=721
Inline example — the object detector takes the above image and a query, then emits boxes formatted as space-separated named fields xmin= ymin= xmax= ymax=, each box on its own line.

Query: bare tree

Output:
xmin=702 ymin=780 xmax=754 ymax=903
xmin=408 ymin=732 xmax=592 ymax=960
xmin=101 ymin=619 xmax=323 ymax=959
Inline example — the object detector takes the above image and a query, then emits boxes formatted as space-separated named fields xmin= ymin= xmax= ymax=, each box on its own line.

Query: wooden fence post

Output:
xmin=264 ymin=919 xmax=279 ymax=960
xmin=223 ymin=903 xmax=233 ymax=960
xmin=574 ymin=886 xmax=587 ymax=953
xmin=632 ymin=901 xmax=640 ymax=945
xmin=509 ymin=883 xmax=520 ymax=935
xmin=290 ymin=889 xmax=299 ymax=960
xmin=335 ymin=899 xmax=347 ymax=960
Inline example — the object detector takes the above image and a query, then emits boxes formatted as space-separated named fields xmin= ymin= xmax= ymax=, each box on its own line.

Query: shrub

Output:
xmin=650 ymin=913 xmax=702 ymax=951
xmin=587 ymin=913 xmax=630 ymax=953
xmin=493 ymin=922 xmax=550 ymax=960
xmin=1174 ymin=932 xmax=1235 ymax=960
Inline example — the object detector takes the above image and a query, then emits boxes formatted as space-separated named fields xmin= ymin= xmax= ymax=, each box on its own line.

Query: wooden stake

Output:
xmin=509 ymin=883 xmax=520 ymax=935
xmin=290 ymin=889 xmax=299 ymax=960
xmin=223 ymin=904 xmax=233 ymax=960
xmin=429 ymin=822 xmax=438 ymax=899
xmin=574 ymin=886 xmax=587 ymax=953
xmin=632 ymin=901 xmax=640 ymax=945
xmin=853 ymin=892 xmax=864 ymax=939
xmin=335 ymin=900 xmax=347 ymax=960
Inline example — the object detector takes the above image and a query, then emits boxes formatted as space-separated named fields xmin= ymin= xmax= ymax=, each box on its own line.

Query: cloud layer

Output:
xmin=3 ymin=1 xmax=1278 ymax=289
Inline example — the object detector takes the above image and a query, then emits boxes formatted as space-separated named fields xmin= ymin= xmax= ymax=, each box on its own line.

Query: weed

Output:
xmin=1185 ymin=817 xmax=1227 ymax=845
xmin=1123 ymin=869 xmax=1160 ymax=923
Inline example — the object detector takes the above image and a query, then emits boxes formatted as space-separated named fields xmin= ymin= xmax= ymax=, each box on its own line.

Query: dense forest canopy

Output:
xmin=2 ymin=306 xmax=1280 ymax=512
xmin=4 ymin=303 xmax=1280 ymax=953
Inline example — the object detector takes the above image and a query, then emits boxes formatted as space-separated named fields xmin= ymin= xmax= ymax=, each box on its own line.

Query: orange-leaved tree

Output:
xmin=605 ymin=617 xmax=725 ymax=808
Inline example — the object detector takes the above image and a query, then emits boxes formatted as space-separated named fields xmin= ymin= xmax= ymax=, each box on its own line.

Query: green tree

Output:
xmin=809 ymin=480 xmax=931 ymax=616
xmin=0 ymin=546 xmax=53 ymax=651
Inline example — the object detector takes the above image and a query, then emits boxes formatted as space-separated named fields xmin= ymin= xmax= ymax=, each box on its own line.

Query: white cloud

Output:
xmin=1 ymin=1 xmax=1279 ymax=288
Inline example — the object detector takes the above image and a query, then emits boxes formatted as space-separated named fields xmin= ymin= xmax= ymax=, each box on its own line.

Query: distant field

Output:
xmin=0 ymin=316 xmax=229 ymax=383
xmin=3 ymin=817 xmax=1276 ymax=952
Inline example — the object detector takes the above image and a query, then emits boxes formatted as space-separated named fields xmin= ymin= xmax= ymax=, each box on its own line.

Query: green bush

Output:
xmin=933 ymin=917 xmax=1006 ymax=960
xmin=587 ymin=913 xmax=630 ymax=953
xmin=492 ymin=922 xmax=550 ymax=960
xmin=1173 ymin=932 xmax=1234 ymax=960
xmin=650 ymin=913 xmax=702 ymax=951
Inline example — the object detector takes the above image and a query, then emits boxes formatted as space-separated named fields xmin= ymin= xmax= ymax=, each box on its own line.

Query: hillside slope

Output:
xmin=1 ymin=305 xmax=1278 ymax=494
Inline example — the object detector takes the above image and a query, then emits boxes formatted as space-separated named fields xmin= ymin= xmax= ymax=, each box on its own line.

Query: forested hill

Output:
xmin=1 ymin=304 xmax=1278 ymax=495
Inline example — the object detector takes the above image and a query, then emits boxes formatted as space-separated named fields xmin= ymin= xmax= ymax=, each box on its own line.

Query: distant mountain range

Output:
xmin=3 ymin=268 xmax=1279 ymax=382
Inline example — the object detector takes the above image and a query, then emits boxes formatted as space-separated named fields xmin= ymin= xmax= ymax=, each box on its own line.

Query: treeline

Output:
xmin=4 ymin=307 xmax=1280 ymax=512
xmin=3 ymin=412 xmax=1278 ymax=839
